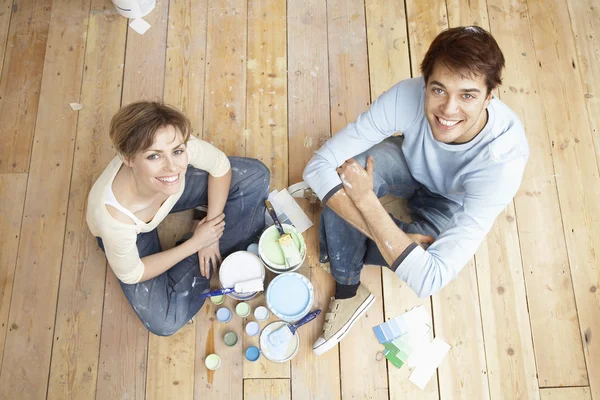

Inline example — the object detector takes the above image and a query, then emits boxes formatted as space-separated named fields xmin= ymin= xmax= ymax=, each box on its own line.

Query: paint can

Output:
xmin=245 ymin=346 xmax=261 ymax=362
xmin=259 ymin=321 xmax=300 ymax=363
xmin=266 ymin=272 xmax=314 ymax=323
xmin=111 ymin=0 xmax=156 ymax=18
xmin=254 ymin=306 xmax=270 ymax=321
xmin=235 ymin=302 xmax=251 ymax=318
xmin=216 ymin=307 xmax=232 ymax=323
xmin=219 ymin=251 xmax=265 ymax=301
xmin=205 ymin=354 xmax=221 ymax=370
xmin=223 ymin=332 xmax=238 ymax=347
xmin=210 ymin=295 xmax=225 ymax=305
xmin=258 ymin=224 xmax=306 ymax=273
xmin=245 ymin=321 xmax=260 ymax=337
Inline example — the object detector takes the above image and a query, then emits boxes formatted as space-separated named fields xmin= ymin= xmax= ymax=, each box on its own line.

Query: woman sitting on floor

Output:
xmin=86 ymin=101 xmax=269 ymax=336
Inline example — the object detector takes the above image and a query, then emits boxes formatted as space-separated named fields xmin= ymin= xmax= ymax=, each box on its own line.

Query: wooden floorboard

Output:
xmin=95 ymin=2 xmax=169 ymax=399
xmin=0 ymin=0 xmax=52 ymax=173
xmin=1 ymin=1 xmax=599 ymax=399
xmin=0 ymin=0 xmax=13 ymax=80
xmin=0 ymin=0 xmax=91 ymax=398
xmin=46 ymin=2 xmax=126 ymax=399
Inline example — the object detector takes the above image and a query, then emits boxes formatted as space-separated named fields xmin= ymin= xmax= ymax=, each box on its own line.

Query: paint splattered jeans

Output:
xmin=97 ymin=157 xmax=270 ymax=336
xmin=319 ymin=136 xmax=461 ymax=285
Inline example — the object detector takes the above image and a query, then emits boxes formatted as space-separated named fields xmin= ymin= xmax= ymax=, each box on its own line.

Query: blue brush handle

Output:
xmin=199 ymin=287 xmax=235 ymax=299
xmin=289 ymin=310 xmax=321 ymax=334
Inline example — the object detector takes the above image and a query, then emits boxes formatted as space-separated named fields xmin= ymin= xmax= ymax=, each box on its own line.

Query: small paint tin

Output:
xmin=224 ymin=331 xmax=238 ymax=346
xmin=254 ymin=306 xmax=270 ymax=321
xmin=266 ymin=272 xmax=314 ymax=322
xmin=245 ymin=321 xmax=260 ymax=337
xmin=259 ymin=321 xmax=300 ymax=363
xmin=245 ymin=346 xmax=260 ymax=362
xmin=258 ymin=224 xmax=306 ymax=273
xmin=235 ymin=302 xmax=251 ymax=318
xmin=246 ymin=243 xmax=259 ymax=256
xmin=205 ymin=354 xmax=221 ymax=370
xmin=216 ymin=307 xmax=232 ymax=323
xmin=219 ymin=251 xmax=265 ymax=300
xmin=210 ymin=295 xmax=225 ymax=305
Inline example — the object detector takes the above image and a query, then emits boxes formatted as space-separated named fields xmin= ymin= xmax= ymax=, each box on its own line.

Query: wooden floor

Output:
xmin=0 ymin=0 xmax=599 ymax=398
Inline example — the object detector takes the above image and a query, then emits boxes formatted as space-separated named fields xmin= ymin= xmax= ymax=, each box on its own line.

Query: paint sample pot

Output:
xmin=210 ymin=295 xmax=225 ymax=305
xmin=216 ymin=307 xmax=232 ymax=323
xmin=246 ymin=243 xmax=259 ymax=256
xmin=254 ymin=306 xmax=270 ymax=321
xmin=266 ymin=272 xmax=314 ymax=322
xmin=224 ymin=331 xmax=238 ymax=347
xmin=219 ymin=251 xmax=265 ymax=300
xmin=236 ymin=302 xmax=251 ymax=318
xmin=259 ymin=321 xmax=300 ymax=363
xmin=205 ymin=354 xmax=221 ymax=370
xmin=245 ymin=321 xmax=260 ymax=337
xmin=258 ymin=224 xmax=306 ymax=273
xmin=245 ymin=346 xmax=261 ymax=362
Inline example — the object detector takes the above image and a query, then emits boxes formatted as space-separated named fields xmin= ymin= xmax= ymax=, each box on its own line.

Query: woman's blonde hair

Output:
xmin=109 ymin=101 xmax=191 ymax=158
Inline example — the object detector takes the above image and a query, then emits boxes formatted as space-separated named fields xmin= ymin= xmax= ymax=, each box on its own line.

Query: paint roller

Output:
xmin=199 ymin=278 xmax=264 ymax=299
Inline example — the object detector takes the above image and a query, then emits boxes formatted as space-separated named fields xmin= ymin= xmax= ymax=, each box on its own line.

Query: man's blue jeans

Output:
xmin=319 ymin=136 xmax=461 ymax=285
xmin=97 ymin=157 xmax=269 ymax=336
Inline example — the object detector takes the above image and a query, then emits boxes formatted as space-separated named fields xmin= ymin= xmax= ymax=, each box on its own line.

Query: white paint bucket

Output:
xmin=111 ymin=0 xmax=156 ymax=19
xmin=259 ymin=321 xmax=300 ymax=363
xmin=258 ymin=224 xmax=306 ymax=273
xmin=219 ymin=251 xmax=265 ymax=301
xmin=266 ymin=272 xmax=314 ymax=323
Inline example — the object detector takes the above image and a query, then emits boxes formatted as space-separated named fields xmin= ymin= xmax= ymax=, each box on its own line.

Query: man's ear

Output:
xmin=484 ymin=89 xmax=494 ymax=107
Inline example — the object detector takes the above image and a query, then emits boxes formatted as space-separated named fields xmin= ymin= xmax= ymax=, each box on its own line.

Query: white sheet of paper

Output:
xmin=129 ymin=18 xmax=151 ymax=35
xmin=272 ymin=188 xmax=313 ymax=233
xmin=409 ymin=337 xmax=451 ymax=390
xmin=69 ymin=102 xmax=83 ymax=111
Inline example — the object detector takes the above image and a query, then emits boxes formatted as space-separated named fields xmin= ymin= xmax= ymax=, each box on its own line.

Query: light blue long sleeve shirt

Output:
xmin=303 ymin=77 xmax=529 ymax=297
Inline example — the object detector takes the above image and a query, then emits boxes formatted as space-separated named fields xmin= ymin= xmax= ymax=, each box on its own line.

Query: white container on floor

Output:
xmin=111 ymin=0 xmax=156 ymax=19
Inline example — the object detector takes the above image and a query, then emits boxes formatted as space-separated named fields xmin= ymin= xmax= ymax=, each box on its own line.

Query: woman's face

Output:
xmin=125 ymin=125 xmax=188 ymax=197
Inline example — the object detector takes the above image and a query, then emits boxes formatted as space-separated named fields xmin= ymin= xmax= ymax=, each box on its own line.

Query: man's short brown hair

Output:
xmin=109 ymin=101 xmax=191 ymax=158
xmin=420 ymin=26 xmax=505 ymax=94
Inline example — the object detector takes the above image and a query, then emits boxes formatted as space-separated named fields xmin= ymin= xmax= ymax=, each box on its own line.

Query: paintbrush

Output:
xmin=268 ymin=309 xmax=321 ymax=347
xmin=264 ymin=200 xmax=303 ymax=268
xmin=199 ymin=278 xmax=264 ymax=299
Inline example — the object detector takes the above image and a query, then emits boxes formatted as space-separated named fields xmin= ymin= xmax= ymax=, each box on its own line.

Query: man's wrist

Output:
xmin=354 ymin=191 xmax=379 ymax=212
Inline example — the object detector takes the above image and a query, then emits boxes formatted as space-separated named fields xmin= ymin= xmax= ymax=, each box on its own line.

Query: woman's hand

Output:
xmin=192 ymin=213 xmax=225 ymax=250
xmin=198 ymin=242 xmax=222 ymax=278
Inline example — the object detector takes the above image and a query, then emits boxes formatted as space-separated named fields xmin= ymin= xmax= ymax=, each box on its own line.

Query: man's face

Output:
xmin=424 ymin=63 xmax=492 ymax=144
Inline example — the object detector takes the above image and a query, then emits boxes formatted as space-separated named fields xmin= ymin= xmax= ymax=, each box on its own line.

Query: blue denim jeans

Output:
xmin=97 ymin=157 xmax=269 ymax=336
xmin=319 ymin=136 xmax=461 ymax=285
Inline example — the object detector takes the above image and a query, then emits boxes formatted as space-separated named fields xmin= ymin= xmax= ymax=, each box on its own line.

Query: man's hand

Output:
xmin=407 ymin=233 xmax=434 ymax=249
xmin=336 ymin=157 xmax=375 ymax=207
xmin=198 ymin=241 xmax=222 ymax=278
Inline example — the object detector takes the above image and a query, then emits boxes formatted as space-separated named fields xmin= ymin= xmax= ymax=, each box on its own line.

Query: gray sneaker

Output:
xmin=312 ymin=285 xmax=375 ymax=356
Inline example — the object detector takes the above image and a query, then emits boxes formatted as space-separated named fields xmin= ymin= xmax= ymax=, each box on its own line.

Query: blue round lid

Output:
xmin=245 ymin=346 xmax=260 ymax=362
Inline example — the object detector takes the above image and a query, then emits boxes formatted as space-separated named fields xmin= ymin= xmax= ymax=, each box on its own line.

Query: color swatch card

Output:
xmin=409 ymin=337 xmax=451 ymax=390
xmin=373 ymin=305 xmax=430 ymax=344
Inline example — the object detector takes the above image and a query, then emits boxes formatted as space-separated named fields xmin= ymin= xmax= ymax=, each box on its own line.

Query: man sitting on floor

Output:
xmin=302 ymin=26 xmax=529 ymax=356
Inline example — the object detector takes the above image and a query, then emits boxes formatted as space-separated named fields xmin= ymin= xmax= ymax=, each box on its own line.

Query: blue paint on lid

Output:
xmin=245 ymin=346 xmax=260 ymax=362
xmin=216 ymin=307 xmax=232 ymax=322
xmin=268 ymin=275 xmax=310 ymax=316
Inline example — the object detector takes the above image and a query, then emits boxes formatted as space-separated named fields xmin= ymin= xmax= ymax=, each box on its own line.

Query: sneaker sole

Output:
xmin=312 ymin=293 xmax=376 ymax=356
